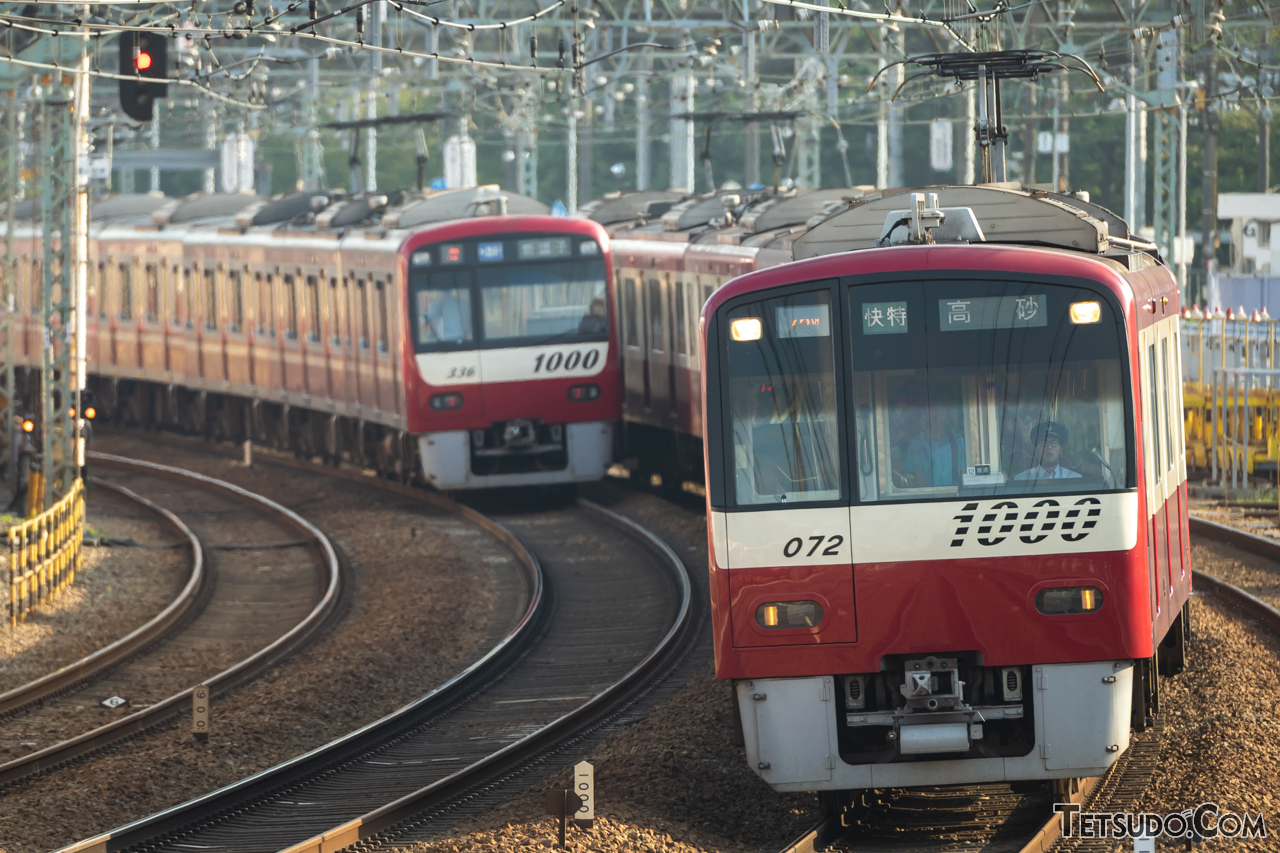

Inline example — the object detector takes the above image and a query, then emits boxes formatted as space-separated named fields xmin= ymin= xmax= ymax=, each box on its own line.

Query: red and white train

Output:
xmin=690 ymin=186 xmax=1191 ymax=791
xmin=6 ymin=186 xmax=618 ymax=490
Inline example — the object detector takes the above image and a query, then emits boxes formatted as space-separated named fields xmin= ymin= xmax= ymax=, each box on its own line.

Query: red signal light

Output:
xmin=135 ymin=51 xmax=153 ymax=71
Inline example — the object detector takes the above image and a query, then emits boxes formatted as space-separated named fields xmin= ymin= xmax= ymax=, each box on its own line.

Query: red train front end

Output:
xmin=401 ymin=216 xmax=620 ymax=489
xmin=702 ymin=231 xmax=1189 ymax=791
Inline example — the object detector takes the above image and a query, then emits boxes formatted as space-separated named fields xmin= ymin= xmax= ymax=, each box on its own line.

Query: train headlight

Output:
xmin=1069 ymin=301 xmax=1102 ymax=324
xmin=568 ymin=384 xmax=601 ymax=401
xmin=428 ymin=393 xmax=464 ymax=411
xmin=84 ymin=406 xmax=96 ymax=420
xmin=730 ymin=317 xmax=762 ymax=342
xmin=1035 ymin=586 xmax=1104 ymax=615
xmin=21 ymin=418 xmax=34 ymax=433
xmin=755 ymin=600 xmax=823 ymax=629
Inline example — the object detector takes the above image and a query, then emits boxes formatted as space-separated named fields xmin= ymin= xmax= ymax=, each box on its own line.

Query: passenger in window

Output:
xmin=421 ymin=289 xmax=470 ymax=344
xmin=902 ymin=389 xmax=965 ymax=487
xmin=577 ymin=298 xmax=607 ymax=334
xmin=1014 ymin=421 xmax=1081 ymax=481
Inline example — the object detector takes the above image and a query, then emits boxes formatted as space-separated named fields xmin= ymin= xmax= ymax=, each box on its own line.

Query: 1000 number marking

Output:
xmin=534 ymin=349 xmax=600 ymax=373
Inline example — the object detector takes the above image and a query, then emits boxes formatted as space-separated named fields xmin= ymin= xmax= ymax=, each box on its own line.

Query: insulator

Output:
xmin=244 ymin=0 xmax=254 ymax=15
xmin=529 ymin=34 xmax=537 ymax=64
xmin=355 ymin=7 xmax=364 ymax=37
xmin=309 ymin=0 xmax=316 ymax=19
xmin=558 ymin=37 xmax=566 ymax=68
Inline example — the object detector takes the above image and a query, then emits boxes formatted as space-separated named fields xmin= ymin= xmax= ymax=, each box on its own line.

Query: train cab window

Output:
xmin=120 ymin=263 xmax=134 ymax=321
xmin=723 ymin=289 xmax=842 ymax=506
xmin=646 ymin=279 xmax=664 ymax=353
xmin=284 ymin=274 xmax=298 ymax=340
xmin=675 ymin=281 xmax=687 ymax=355
xmin=306 ymin=275 xmax=321 ymax=343
xmin=229 ymin=270 xmax=244 ymax=333
xmin=412 ymin=270 xmax=472 ymax=349
xmin=624 ymin=278 xmax=639 ymax=347
xmin=478 ymin=261 xmax=607 ymax=345
xmin=849 ymin=280 xmax=1130 ymax=503
xmin=145 ymin=265 xmax=160 ymax=322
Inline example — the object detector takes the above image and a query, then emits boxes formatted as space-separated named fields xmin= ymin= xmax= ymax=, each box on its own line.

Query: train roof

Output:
xmin=793 ymin=183 xmax=1159 ymax=267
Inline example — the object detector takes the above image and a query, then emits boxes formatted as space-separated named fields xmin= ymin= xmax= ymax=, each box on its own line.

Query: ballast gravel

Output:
xmin=0 ymin=433 xmax=523 ymax=853
xmin=0 ymin=490 xmax=187 ymax=693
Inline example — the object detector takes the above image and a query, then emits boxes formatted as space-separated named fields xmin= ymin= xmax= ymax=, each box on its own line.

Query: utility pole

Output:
xmin=963 ymin=84 xmax=975 ymax=184
xmin=364 ymin=0 xmax=383 ymax=193
xmin=743 ymin=0 xmax=759 ymax=188
xmin=1 ymin=96 xmax=17 ymax=507
xmin=636 ymin=56 xmax=651 ymax=190
xmin=887 ymin=13 xmax=904 ymax=188
xmin=669 ymin=56 xmax=695 ymax=192
xmin=1201 ymin=28 xmax=1219 ymax=284
xmin=1259 ymin=28 xmax=1271 ymax=193
xmin=876 ymin=24 xmax=890 ymax=188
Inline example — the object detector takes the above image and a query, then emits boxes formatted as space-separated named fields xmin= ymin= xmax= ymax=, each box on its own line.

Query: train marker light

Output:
xmin=568 ymin=384 xmax=601 ymax=401
xmin=1035 ymin=586 xmax=1104 ymax=615
xmin=21 ymin=419 xmax=34 ymax=433
xmin=730 ymin=317 xmax=762 ymax=341
xmin=1069 ymin=301 xmax=1102 ymax=324
xmin=428 ymin=392 xmax=464 ymax=411
xmin=84 ymin=406 xmax=96 ymax=420
xmin=755 ymin=600 xmax=823 ymax=629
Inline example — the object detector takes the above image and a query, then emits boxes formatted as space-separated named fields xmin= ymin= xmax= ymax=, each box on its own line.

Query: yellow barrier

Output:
xmin=8 ymin=478 xmax=84 ymax=626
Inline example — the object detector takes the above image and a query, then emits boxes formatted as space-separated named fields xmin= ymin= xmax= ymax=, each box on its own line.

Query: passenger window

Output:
xmin=675 ymin=281 xmax=687 ymax=355
xmin=1161 ymin=337 xmax=1175 ymax=475
xmin=93 ymin=263 xmax=105 ymax=318
xmin=306 ymin=275 xmax=321 ymax=342
xmin=1148 ymin=342 xmax=1162 ymax=485
xmin=329 ymin=277 xmax=342 ymax=345
xmin=120 ymin=263 xmax=134 ymax=320
xmin=725 ymin=289 xmax=842 ymax=505
xmin=376 ymin=281 xmax=389 ymax=354
xmin=358 ymin=280 xmax=370 ymax=349
xmin=284 ymin=274 xmax=298 ymax=340
xmin=203 ymin=268 xmax=217 ymax=330
xmin=647 ymin=279 xmax=663 ymax=353
xmin=624 ymin=278 xmax=638 ymax=347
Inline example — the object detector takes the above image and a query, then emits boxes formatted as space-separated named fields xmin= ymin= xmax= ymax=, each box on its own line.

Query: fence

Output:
xmin=8 ymin=478 xmax=84 ymax=626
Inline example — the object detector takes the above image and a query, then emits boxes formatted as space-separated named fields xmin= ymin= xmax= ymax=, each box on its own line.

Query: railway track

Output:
xmin=0 ymin=454 xmax=344 ymax=790
xmin=777 ymin=516 xmax=1280 ymax=853
xmin=51 ymin=454 xmax=693 ymax=852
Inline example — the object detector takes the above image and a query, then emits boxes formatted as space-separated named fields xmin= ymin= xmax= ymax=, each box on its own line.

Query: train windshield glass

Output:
xmin=480 ymin=259 xmax=609 ymax=345
xmin=724 ymin=288 xmax=842 ymax=506
xmin=849 ymin=280 xmax=1130 ymax=503
xmin=414 ymin=270 xmax=474 ymax=347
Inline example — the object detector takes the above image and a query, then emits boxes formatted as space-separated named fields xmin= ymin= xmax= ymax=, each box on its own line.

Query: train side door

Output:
xmin=282 ymin=271 xmax=305 ymax=395
xmin=621 ymin=275 xmax=645 ymax=416
xmin=1139 ymin=326 xmax=1168 ymax=635
xmin=645 ymin=276 xmax=665 ymax=414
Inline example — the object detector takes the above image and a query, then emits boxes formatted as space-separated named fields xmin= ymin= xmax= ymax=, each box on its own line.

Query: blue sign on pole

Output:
xmin=550 ymin=200 xmax=568 ymax=217
xmin=430 ymin=177 xmax=447 ymax=190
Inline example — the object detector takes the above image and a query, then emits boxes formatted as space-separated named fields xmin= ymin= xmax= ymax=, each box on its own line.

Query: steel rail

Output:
xmin=0 ymin=479 xmax=205 ymax=719
xmin=276 ymin=498 xmax=694 ymax=852
xmin=55 ymin=457 xmax=546 ymax=853
xmin=0 ymin=453 xmax=344 ymax=789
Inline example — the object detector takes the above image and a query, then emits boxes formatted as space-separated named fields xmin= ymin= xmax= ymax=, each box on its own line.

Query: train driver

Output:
xmin=1014 ymin=421 xmax=1081 ymax=481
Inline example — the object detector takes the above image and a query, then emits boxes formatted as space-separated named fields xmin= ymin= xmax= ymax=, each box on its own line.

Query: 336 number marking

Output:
xmin=446 ymin=365 xmax=477 ymax=379
xmin=534 ymin=349 xmax=600 ymax=373
xmin=783 ymin=535 xmax=844 ymax=558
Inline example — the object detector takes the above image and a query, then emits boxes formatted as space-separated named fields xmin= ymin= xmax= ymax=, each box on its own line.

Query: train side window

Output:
xmin=305 ymin=275 xmax=321 ymax=343
xmin=229 ymin=270 xmax=244 ymax=333
xmin=284 ymin=274 xmax=299 ymax=340
xmin=357 ymin=280 xmax=370 ymax=350
xmin=119 ymin=263 xmax=134 ymax=321
xmin=724 ymin=289 xmax=842 ymax=506
xmin=1160 ymin=336 xmax=1175 ymax=477
xmin=201 ymin=268 xmax=216 ymax=330
xmin=376 ymin=281 xmax=389 ymax=354
xmin=178 ymin=267 xmax=190 ymax=327
xmin=95 ymin=263 xmax=106 ymax=318
xmin=145 ymin=265 xmax=160 ymax=322
xmin=1148 ymin=342 xmax=1162 ymax=485
xmin=329 ymin=277 xmax=342 ymax=345
xmin=675 ymin=280 xmax=687 ymax=355
xmin=646 ymin=278 xmax=663 ymax=353
xmin=624 ymin=278 xmax=638 ymax=347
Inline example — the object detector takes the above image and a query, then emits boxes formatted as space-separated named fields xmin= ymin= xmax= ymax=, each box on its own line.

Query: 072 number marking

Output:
xmin=783 ymin=535 xmax=844 ymax=558
xmin=534 ymin=348 xmax=600 ymax=373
